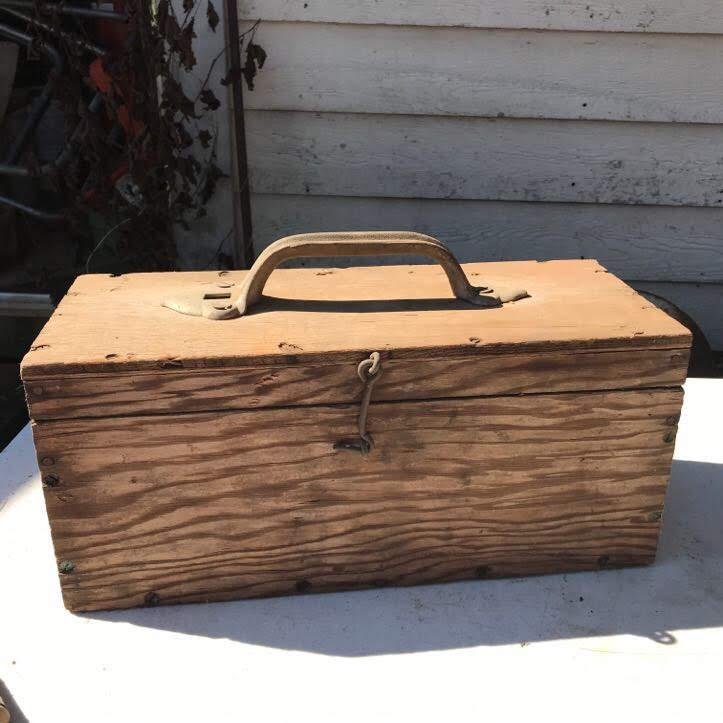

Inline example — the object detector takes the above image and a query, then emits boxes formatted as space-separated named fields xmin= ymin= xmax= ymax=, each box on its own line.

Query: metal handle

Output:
xmin=162 ymin=231 xmax=528 ymax=319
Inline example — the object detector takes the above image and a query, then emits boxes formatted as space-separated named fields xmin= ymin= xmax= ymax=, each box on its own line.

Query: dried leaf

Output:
xmin=161 ymin=76 xmax=197 ymax=118
xmin=249 ymin=43 xmax=267 ymax=69
xmin=180 ymin=18 xmax=198 ymax=70
xmin=207 ymin=1 xmax=219 ymax=32
xmin=162 ymin=13 xmax=197 ymax=70
xmin=242 ymin=54 xmax=255 ymax=90
xmin=242 ymin=42 xmax=267 ymax=90
xmin=200 ymin=88 xmax=221 ymax=111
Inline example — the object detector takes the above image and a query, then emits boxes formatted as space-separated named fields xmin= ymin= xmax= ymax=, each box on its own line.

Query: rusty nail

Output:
xmin=647 ymin=511 xmax=663 ymax=522
xmin=43 ymin=474 xmax=60 ymax=488
xmin=144 ymin=591 xmax=161 ymax=606
xmin=59 ymin=560 xmax=75 ymax=574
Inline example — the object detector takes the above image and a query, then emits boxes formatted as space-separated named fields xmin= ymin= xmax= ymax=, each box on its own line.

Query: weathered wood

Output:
xmin=629 ymin=282 xmax=723 ymax=350
xmin=21 ymin=260 xmax=690 ymax=385
xmin=251 ymin=194 xmax=723 ymax=284
xmin=247 ymin=22 xmax=723 ymax=124
xmin=26 ymin=346 xmax=689 ymax=420
xmin=246 ymin=111 xmax=723 ymax=207
xmin=32 ymin=387 xmax=682 ymax=612
xmin=237 ymin=0 xmax=723 ymax=34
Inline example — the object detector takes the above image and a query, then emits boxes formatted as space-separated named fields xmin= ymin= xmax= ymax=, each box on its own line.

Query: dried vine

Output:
xmin=21 ymin=0 xmax=266 ymax=272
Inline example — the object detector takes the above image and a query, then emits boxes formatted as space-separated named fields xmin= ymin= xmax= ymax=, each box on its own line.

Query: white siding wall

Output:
xmin=237 ymin=2 xmax=723 ymax=348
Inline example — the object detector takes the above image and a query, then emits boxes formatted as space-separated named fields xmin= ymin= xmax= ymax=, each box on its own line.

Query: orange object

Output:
xmin=89 ymin=58 xmax=144 ymax=138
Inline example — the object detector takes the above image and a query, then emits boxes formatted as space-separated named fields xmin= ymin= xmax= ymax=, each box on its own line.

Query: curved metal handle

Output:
xmin=162 ymin=231 xmax=528 ymax=319
xmin=239 ymin=231 xmax=496 ymax=317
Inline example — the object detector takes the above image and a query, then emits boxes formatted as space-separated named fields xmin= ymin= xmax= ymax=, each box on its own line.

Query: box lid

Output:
xmin=22 ymin=258 xmax=691 ymax=420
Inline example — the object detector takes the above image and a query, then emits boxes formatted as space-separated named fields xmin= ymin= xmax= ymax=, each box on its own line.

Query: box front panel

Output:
xmin=32 ymin=388 xmax=682 ymax=612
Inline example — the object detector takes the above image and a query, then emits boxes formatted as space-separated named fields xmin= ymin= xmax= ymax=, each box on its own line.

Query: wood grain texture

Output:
xmin=32 ymin=387 xmax=683 ymax=612
xmin=252 ymin=194 xmax=723 ymax=283
xmin=629 ymin=282 xmax=723 ymax=350
xmin=245 ymin=111 xmax=723 ymax=207
xmin=26 ymin=347 xmax=689 ymax=420
xmin=21 ymin=260 xmax=690 ymax=383
xmin=247 ymin=23 xmax=723 ymax=124
xmin=238 ymin=0 xmax=723 ymax=34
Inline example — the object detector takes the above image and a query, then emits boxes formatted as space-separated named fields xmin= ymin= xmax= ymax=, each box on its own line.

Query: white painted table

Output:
xmin=1 ymin=378 xmax=721 ymax=723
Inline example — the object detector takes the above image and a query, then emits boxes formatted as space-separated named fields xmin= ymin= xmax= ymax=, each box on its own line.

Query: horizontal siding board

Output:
xmin=247 ymin=111 xmax=723 ymax=207
xmin=238 ymin=0 xmax=723 ymax=34
xmin=248 ymin=23 xmax=723 ymax=124
xmin=251 ymin=194 xmax=723 ymax=283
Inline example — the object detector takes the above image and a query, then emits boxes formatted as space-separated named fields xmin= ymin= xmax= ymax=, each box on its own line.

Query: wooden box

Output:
xmin=21 ymin=233 xmax=691 ymax=612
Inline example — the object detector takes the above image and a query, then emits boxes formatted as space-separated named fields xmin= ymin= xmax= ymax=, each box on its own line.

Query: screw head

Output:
xmin=59 ymin=560 xmax=75 ymax=574
xmin=41 ymin=456 xmax=55 ymax=466
xmin=32 ymin=386 xmax=44 ymax=396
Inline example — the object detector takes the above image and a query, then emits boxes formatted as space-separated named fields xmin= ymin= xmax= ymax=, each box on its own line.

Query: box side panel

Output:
xmin=31 ymin=387 xmax=683 ymax=612
xmin=25 ymin=346 xmax=689 ymax=420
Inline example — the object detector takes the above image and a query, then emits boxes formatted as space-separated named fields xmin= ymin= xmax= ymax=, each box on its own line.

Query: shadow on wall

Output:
xmin=86 ymin=458 xmax=723 ymax=657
